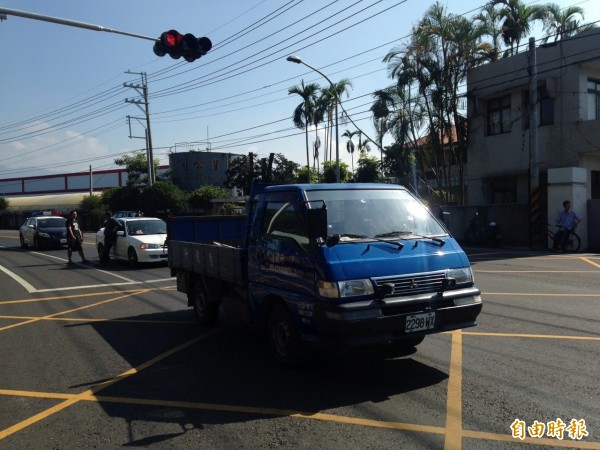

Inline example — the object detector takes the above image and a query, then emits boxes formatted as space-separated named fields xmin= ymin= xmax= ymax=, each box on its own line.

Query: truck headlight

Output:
xmin=447 ymin=267 xmax=473 ymax=286
xmin=318 ymin=279 xmax=374 ymax=299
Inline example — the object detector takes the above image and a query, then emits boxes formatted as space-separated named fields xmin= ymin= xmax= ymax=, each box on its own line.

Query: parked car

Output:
xmin=19 ymin=216 xmax=67 ymax=250
xmin=95 ymin=217 xmax=167 ymax=267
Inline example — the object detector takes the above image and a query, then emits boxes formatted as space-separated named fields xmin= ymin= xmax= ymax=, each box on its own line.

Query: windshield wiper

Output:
xmin=330 ymin=233 xmax=403 ymax=250
xmin=374 ymin=231 xmax=445 ymax=246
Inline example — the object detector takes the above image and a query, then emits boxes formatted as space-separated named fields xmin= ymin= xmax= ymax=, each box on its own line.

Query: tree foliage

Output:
xmin=80 ymin=194 xmax=103 ymax=212
xmin=189 ymin=185 xmax=232 ymax=211
xmin=226 ymin=153 xmax=301 ymax=193
xmin=114 ymin=151 xmax=160 ymax=186
xmin=140 ymin=181 xmax=186 ymax=215
xmin=320 ymin=161 xmax=350 ymax=183
xmin=354 ymin=156 xmax=381 ymax=183
xmin=100 ymin=182 xmax=185 ymax=216
xmin=0 ymin=197 xmax=9 ymax=211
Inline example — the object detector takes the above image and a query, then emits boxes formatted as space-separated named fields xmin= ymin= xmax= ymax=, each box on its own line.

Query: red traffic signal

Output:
xmin=153 ymin=30 xmax=183 ymax=58
xmin=153 ymin=30 xmax=211 ymax=62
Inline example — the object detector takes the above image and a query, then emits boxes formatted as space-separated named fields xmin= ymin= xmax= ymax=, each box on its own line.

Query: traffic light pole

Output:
xmin=0 ymin=7 xmax=157 ymax=42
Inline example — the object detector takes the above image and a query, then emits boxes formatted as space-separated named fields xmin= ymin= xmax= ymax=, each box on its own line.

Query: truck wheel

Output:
xmin=268 ymin=303 xmax=304 ymax=367
xmin=192 ymin=281 xmax=219 ymax=326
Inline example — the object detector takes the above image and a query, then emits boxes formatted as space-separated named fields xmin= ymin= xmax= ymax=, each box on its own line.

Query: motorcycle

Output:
xmin=463 ymin=212 xmax=502 ymax=247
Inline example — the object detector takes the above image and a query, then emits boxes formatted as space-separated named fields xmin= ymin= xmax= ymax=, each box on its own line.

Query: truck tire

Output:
xmin=268 ymin=303 xmax=305 ymax=367
xmin=192 ymin=280 xmax=219 ymax=326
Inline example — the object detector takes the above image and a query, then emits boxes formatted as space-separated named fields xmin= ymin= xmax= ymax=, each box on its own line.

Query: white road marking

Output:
xmin=0 ymin=264 xmax=37 ymax=294
xmin=0 ymin=246 xmax=173 ymax=294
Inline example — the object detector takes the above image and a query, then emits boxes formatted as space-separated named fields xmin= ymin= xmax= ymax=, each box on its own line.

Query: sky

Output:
xmin=1 ymin=0 xmax=600 ymax=184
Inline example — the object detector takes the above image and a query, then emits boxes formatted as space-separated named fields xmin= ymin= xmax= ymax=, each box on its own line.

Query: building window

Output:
xmin=522 ymin=87 xmax=554 ymax=128
xmin=587 ymin=79 xmax=600 ymax=120
xmin=490 ymin=177 xmax=517 ymax=204
xmin=487 ymin=95 xmax=511 ymax=135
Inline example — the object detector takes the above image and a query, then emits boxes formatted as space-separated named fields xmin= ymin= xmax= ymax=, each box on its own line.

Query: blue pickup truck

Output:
xmin=168 ymin=183 xmax=482 ymax=365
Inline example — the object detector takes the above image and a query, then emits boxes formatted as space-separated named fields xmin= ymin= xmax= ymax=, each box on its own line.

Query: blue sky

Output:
xmin=1 ymin=0 xmax=599 ymax=181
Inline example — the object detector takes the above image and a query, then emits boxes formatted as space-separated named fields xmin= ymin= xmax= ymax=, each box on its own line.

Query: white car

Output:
xmin=96 ymin=217 xmax=168 ymax=267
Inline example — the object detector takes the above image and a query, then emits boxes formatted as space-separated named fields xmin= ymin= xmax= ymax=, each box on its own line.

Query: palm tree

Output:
xmin=342 ymin=129 xmax=357 ymax=173
xmin=371 ymin=88 xmax=395 ymax=168
xmin=539 ymin=3 xmax=597 ymax=43
xmin=356 ymin=131 xmax=371 ymax=155
xmin=474 ymin=2 xmax=504 ymax=61
xmin=491 ymin=0 xmax=546 ymax=55
xmin=288 ymin=80 xmax=320 ymax=180
xmin=320 ymin=79 xmax=353 ymax=163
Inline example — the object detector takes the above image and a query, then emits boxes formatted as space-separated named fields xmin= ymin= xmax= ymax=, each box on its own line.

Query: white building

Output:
xmin=466 ymin=29 xmax=600 ymax=250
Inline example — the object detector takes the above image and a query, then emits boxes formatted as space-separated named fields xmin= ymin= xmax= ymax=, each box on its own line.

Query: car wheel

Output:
xmin=191 ymin=280 xmax=219 ymax=326
xmin=127 ymin=247 xmax=138 ymax=268
xmin=20 ymin=234 xmax=27 ymax=248
xmin=268 ymin=303 xmax=305 ymax=367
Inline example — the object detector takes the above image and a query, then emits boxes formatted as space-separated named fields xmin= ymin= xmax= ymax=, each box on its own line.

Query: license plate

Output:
xmin=405 ymin=312 xmax=435 ymax=333
xmin=60 ymin=239 xmax=67 ymax=244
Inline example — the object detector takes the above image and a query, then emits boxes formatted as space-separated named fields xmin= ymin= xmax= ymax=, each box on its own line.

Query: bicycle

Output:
xmin=531 ymin=224 xmax=581 ymax=252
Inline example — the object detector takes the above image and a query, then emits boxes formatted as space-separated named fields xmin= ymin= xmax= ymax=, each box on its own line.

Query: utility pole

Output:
xmin=528 ymin=37 xmax=541 ymax=247
xmin=124 ymin=71 xmax=155 ymax=185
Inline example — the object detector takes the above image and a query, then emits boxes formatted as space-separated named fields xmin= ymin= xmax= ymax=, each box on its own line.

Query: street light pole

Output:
xmin=287 ymin=55 xmax=340 ymax=183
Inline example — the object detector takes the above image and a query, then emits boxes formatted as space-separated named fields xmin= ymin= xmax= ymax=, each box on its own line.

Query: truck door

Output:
xmin=249 ymin=192 xmax=316 ymax=300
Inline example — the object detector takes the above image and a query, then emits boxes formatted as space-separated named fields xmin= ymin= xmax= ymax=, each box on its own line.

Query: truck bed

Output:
xmin=168 ymin=215 xmax=248 ymax=285
xmin=169 ymin=240 xmax=247 ymax=284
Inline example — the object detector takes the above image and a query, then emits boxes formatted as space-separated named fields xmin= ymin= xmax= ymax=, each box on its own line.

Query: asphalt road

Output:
xmin=0 ymin=229 xmax=599 ymax=449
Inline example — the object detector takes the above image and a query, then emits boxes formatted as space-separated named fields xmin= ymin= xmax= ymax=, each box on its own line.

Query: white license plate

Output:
xmin=405 ymin=312 xmax=435 ymax=333
xmin=60 ymin=239 xmax=67 ymax=244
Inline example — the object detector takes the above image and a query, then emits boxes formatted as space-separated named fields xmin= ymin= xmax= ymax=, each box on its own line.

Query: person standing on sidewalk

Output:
xmin=66 ymin=210 xmax=88 ymax=264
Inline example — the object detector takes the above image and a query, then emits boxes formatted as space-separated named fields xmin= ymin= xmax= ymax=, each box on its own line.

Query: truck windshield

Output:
xmin=305 ymin=188 xmax=447 ymax=240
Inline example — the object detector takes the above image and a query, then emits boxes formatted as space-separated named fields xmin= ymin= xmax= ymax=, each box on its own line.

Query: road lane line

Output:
xmin=0 ymin=289 xmax=149 ymax=332
xmin=580 ymin=257 xmax=600 ymax=270
xmin=0 ymin=264 xmax=36 ymax=293
xmin=463 ymin=331 xmax=600 ymax=341
xmin=2 ymin=388 xmax=600 ymax=448
xmin=444 ymin=330 xmax=463 ymax=450
xmin=483 ymin=292 xmax=600 ymax=297
xmin=30 ymin=251 xmax=135 ymax=282
xmin=462 ymin=428 xmax=600 ymax=449
xmin=0 ymin=329 xmax=221 ymax=441
xmin=475 ymin=270 xmax=597 ymax=273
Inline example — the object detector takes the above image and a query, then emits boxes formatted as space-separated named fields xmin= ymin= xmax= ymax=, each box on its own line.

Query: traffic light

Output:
xmin=153 ymin=30 xmax=182 ymax=58
xmin=153 ymin=30 xmax=212 ymax=62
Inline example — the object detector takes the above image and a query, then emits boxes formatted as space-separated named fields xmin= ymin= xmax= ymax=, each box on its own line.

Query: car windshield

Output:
xmin=37 ymin=218 xmax=66 ymax=228
xmin=305 ymin=188 xmax=447 ymax=240
xmin=126 ymin=219 xmax=166 ymax=235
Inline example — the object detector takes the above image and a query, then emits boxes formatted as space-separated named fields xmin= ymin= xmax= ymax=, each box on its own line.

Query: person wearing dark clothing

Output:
xmin=100 ymin=211 xmax=119 ymax=265
xmin=552 ymin=200 xmax=582 ymax=251
xmin=66 ymin=210 xmax=87 ymax=264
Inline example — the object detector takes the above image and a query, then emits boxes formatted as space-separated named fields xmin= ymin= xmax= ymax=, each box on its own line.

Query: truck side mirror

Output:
xmin=306 ymin=207 xmax=328 ymax=241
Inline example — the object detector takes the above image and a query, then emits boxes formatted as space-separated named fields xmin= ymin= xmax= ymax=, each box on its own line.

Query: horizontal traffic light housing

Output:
xmin=153 ymin=30 xmax=212 ymax=62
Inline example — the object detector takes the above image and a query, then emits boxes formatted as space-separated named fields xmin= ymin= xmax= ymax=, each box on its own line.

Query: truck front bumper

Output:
xmin=311 ymin=287 xmax=482 ymax=347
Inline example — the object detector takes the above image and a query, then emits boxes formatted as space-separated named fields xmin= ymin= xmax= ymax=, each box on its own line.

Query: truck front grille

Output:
xmin=373 ymin=271 xmax=447 ymax=297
